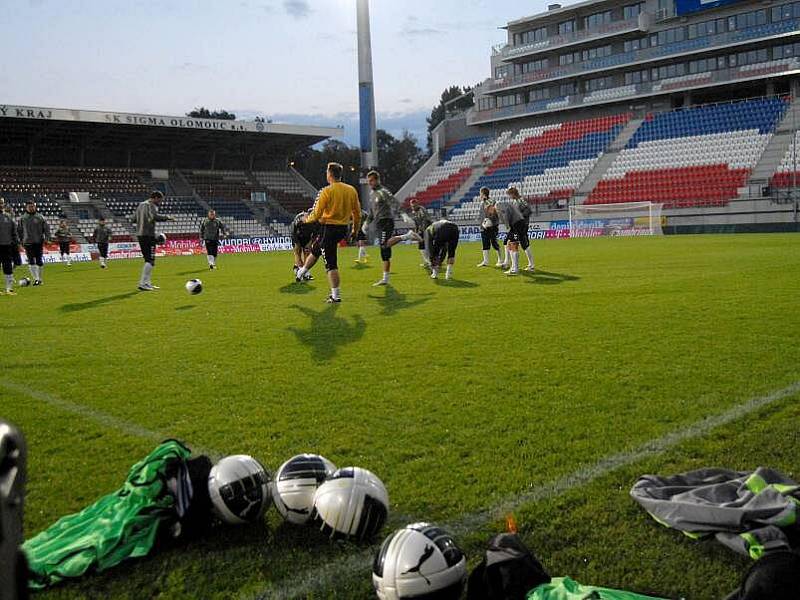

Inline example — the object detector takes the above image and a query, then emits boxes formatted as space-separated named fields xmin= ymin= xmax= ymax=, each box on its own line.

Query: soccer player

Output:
xmin=199 ymin=209 xmax=229 ymax=270
xmin=133 ymin=191 xmax=174 ymax=291
xmin=354 ymin=209 xmax=370 ymax=263
xmin=0 ymin=205 xmax=19 ymax=295
xmin=364 ymin=170 xmax=405 ymax=287
xmin=409 ymin=199 xmax=433 ymax=267
xmin=290 ymin=209 xmax=319 ymax=281
xmin=17 ymin=201 xmax=51 ymax=286
xmin=476 ymin=187 xmax=503 ymax=268
xmin=422 ymin=219 xmax=460 ymax=280
xmin=92 ymin=217 xmax=111 ymax=269
xmin=54 ymin=219 xmax=73 ymax=267
xmin=0 ymin=198 xmax=21 ymax=272
xmin=496 ymin=187 xmax=534 ymax=276
xmin=295 ymin=162 xmax=361 ymax=303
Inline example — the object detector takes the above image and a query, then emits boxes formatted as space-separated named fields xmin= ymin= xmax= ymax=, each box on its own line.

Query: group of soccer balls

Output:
xmin=207 ymin=453 xmax=467 ymax=599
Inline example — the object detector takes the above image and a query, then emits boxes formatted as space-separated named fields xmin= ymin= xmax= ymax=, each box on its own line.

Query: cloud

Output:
xmin=283 ymin=0 xmax=311 ymax=19
xmin=399 ymin=98 xmax=413 ymax=104
xmin=172 ymin=62 xmax=212 ymax=73
xmin=400 ymin=16 xmax=445 ymax=38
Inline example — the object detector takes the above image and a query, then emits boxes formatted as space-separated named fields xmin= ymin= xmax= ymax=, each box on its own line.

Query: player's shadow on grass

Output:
xmin=59 ymin=291 xmax=139 ymax=313
xmin=367 ymin=286 xmax=434 ymax=317
xmin=352 ymin=262 xmax=371 ymax=270
xmin=177 ymin=269 xmax=209 ymax=276
xmin=287 ymin=304 xmax=366 ymax=362
xmin=175 ymin=305 xmax=196 ymax=312
xmin=280 ymin=282 xmax=315 ymax=295
xmin=434 ymin=278 xmax=479 ymax=289
xmin=523 ymin=269 xmax=581 ymax=285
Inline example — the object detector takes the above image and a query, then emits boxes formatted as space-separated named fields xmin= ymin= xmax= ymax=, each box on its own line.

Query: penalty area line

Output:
xmin=0 ymin=379 xmax=223 ymax=459
xmin=261 ymin=380 xmax=800 ymax=599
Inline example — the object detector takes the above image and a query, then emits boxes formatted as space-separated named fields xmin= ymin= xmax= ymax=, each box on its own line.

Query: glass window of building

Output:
xmin=624 ymin=3 xmax=644 ymax=19
xmin=560 ymin=82 xmax=577 ymax=96
xmin=586 ymin=76 xmax=612 ymax=92
xmin=558 ymin=19 xmax=575 ymax=34
xmin=584 ymin=10 xmax=613 ymax=29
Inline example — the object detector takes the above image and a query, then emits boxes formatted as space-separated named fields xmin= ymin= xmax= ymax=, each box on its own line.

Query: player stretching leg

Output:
xmin=290 ymin=209 xmax=319 ymax=281
xmin=496 ymin=187 xmax=532 ymax=276
xmin=92 ymin=217 xmax=111 ymax=269
xmin=18 ymin=201 xmax=50 ymax=286
xmin=476 ymin=187 xmax=502 ymax=267
xmin=0 ymin=207 xmax=19 ymax=295
xmin=55 ymin=219 xmax=73 ymax=267
xmin=365 ymin=170 xmax=407 ymax=287
xmin=295 ymin=163 xmax=361 ymax=303
xmin=134 ymin=191 xmax=174 ymax=291
xmin=200 ymin=209 xmax=228 ymax=270
xmin=408 ymin=199 xmax=433 ymax=268
xmin=422 ymin=219 xmax=460 ymax=280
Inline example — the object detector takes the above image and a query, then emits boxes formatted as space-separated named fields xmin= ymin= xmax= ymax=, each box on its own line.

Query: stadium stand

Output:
xmin=450 ymin=114 xmax=630 ymax=221
xmin=251 ymin=171 xmax=317 ymax=214
xmin=405 ymin=139 xmax=490 ymax=209
xmin=770 ymin=130 xmax=800 ymax=188
xmin=587 ymin=97 xmax=788 ymax=207
xmin=0 ymin=167 xmax=149 ymax=198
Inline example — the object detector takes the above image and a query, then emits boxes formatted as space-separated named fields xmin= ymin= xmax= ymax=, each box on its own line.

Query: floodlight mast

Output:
xmin=357 ymin=0 xmax=378 ymax=200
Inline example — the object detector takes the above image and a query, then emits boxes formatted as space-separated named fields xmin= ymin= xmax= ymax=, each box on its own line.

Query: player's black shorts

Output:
xmin=59 ymin=241 xmax=70 ymax=255
xmin=506 ymin=221 xmax=530 ymax=250
xmin=430 ymin=223 xmax=460 ymax=266
xmin=138 ymin=236 xmax=156 ymax=265
xmin=481 ymin=225 xmax=500 ymax=251
xmin=24 ymin=243 xmax=44 ymax=267
xmin=313 ymin=224 xmax=349 ymax=271
xmin=97 ymin=243 xmax=109 ymax=259
xmin=205 ymin=240 xmax=219 ymax=257
xmin=377 ymin=219 xmax=395 ymax=261
xmin=0 ymin=245 xmax=13 ymax=275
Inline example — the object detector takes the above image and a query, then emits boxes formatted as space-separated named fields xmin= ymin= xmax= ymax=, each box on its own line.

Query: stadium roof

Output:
xmin=0 ymin=104 xmax=343 ymax=169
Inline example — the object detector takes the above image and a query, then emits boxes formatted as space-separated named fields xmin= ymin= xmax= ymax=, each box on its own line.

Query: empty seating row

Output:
xmin=588 ymin=96 xmax=788 ymax=207
xmin=770 ymin=130 xmax=800 ymax=188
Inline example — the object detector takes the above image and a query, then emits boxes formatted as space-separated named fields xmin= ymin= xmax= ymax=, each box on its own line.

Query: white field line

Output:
xmin=261 ymin=380 xmax=800 ymax=599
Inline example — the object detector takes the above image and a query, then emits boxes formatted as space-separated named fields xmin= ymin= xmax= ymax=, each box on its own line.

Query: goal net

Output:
xmin=568 ymin=202 xmax=664 ymax=237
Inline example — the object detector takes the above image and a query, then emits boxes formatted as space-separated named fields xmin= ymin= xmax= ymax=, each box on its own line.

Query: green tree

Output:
xmin=377 ymin=130 xmax=426 ymax=191
xmin=426 ymin=86 xmax=474 ymax=153
xmin=187 ymin=107 xmax=237 ymax=120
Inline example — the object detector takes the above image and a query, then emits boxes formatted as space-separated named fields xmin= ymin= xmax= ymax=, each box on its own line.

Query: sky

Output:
xmin=0 ymin=0 xmax=551 ymax=146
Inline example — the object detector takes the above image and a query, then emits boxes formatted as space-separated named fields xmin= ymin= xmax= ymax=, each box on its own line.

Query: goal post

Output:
xmin=568 ymin=202 xmax=664 ymax=237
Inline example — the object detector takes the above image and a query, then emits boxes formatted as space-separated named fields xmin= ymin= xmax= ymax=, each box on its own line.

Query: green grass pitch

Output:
xmin=2 ymin=234 xmax=799 ymax=599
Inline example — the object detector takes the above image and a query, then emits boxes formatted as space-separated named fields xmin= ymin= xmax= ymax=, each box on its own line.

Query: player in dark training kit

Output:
xmin=133 ymin=191 xmax=174 ymax=291
xmin=290 ymin=210 xmax=320 ymax=281
xmin=365 ymin=171 xmax=416 ymax=286
xmin=496 ymin=187 xmax=534 ymax=276
xmin=0 ymin=206 xmax=19 ymax=295
xmin=354 ymin=209 xmax=370 ymax=264
xmin=17 ymin=201 xmax=51 ymax=285
xmin=409 ymin=198 xmax=433 ymax=268
xmin=422 ymin=219 xmax=460 ymax=280
xmin=54 ymin=219 xmax=73 ymax=267
xmin=92 ymin=218 xmax=111 ymax=269
xmin=0 ymin=198 xmax=21 ymax=272
xmin=199 ymin=210 xmax=229 ymax=270
xmin=476 ymin=187 xmax=503 ymax=268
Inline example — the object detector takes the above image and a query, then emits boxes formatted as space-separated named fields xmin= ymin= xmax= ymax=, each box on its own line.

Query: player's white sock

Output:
xmin=399 ymin=231 xmax=415 ymax=242
xmin=358 ymin=246 xmax=366 ymax=259
xmin=481 ymin=250 xmax=489 ymax=264
xmin=140 ymin=263 xmax=152 ymax=286
xmin=496 ymin=248 xmax=504 ymax=264
xmin=524 ymin=247 xmax=534 ymax=267
xmin=431 ymin=267 xmax=439 ymax=278
xmin=502 ymin=247 xmax=509 ymax=266
xmin=331 ymin=287 xmax=340 ymax=300
xmin=37 ymin=265 xmax=43 ymax=281
xmin=207 ymin=255 xmax=213 ymax=267
xmin=5 ymin=274 xmax=13 ymax=292
xmin=382 ymin=271 xmax=389 ymax=283
xmin=511 ymin=251 xmax=519 ymax=272
xmin=446 ymin=265 xmax=453 ymax=279
xmin=29 ymin=264 xmax=36 ymax=279
xmin=296 ymin=267 xmax=307 ymax=279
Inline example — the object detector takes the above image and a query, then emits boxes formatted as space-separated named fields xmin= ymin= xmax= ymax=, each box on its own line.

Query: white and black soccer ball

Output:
xmin=156 ymin=232 xmax=167 ymax=245
xmin=373 ymin=523 xmax=467 ymax=600
xmin=17 ymin=277 xmax=31 ymax=287
xmin=185 ymin=279 xmax=203 ymax=295
xmin=312 ymin=467 xmax=389 ymax=541
xmin=273 ymin=453 xmax=337 ymax=525
xmin=208 ymin=455 xmax=272 ymax=525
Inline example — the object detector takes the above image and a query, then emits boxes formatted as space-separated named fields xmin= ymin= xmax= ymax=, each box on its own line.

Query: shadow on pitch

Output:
xmin=433 ymin=278 xmax=479 ymax=289
xmin=287 ymin=303 xmax=366 ymax=362
xmin=177 ymin=269 xmax=209 ymax=276
xmin=367 ymin=286 xmax=434 ymax=317
xmin=175 ymin=305 xmax=196 ymax=312
xmin=280 ymin=282 xmax=315 ymax=295
xmin=351 ymin=262 xmax=371 ymax=270
xmin=523 ymin=269 xmax=581 ymax=285
xmin=60 ymin=291 xmax=139 ymax=313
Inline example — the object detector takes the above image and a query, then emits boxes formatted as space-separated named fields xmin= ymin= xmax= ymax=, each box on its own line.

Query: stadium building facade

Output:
xmin=0 ymin=105 xmax=341 ymax=245
xmin=398 ymin=0 xmax=800 ymax=233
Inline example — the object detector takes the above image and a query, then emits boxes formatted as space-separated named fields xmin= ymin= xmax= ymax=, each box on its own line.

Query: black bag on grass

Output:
xmin=723 ymin=550 xmax=800 ymax=600
xmin=466 ymin=532 xmax=550 ymax=600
